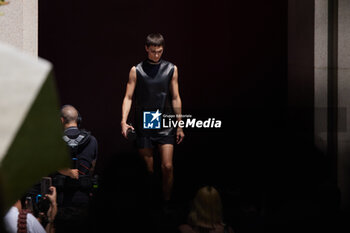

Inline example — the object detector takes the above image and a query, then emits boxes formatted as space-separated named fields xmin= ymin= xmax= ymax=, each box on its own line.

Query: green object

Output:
xmin=0 ymin=72 xmax=70 ymax=213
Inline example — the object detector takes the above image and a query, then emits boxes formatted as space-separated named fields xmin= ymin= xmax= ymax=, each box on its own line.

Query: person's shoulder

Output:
xmin=4 ymin=206 xmax=18 ymax=221
xmin=215 ymin=224 xmax=234 ymax=233
xmin=162 ymin=60 xmax=176 ymax=75
xmin=162 ymin=60 xmax=175 ymax=66
xmin=3 ymin=207 xmax=18 ymax=233
xmin=135 ymin=61 xmax=144 ymax=69
xmin=26 ymin=213 xmax=46 ymax=233
xmin=89 ymin=135 xmax=97 ymax=144
xmin=78 ymin=129 xmax=97 ymax=145
xmin=87 ymin=134 xmax=98 ymax=151
xmin=6 ymin=206 xmax=18 ymax=215
xmin=178 ymin=224 xmax=195 ymax=233
xmin=84 ymin=131 xmax=97 ymax=144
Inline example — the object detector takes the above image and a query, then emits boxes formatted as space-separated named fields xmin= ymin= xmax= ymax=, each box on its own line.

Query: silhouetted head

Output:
xmin=60 ymin=105 xmax=79 ymax=128
xmin=189 ymin=186 xmax=223 ymax=228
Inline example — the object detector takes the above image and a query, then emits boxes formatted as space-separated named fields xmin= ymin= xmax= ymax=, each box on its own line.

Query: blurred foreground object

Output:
xmin=0 ymin=1 xmax=9 ymax=6
xmin=0 ymin=42 xmax=70 ymax=216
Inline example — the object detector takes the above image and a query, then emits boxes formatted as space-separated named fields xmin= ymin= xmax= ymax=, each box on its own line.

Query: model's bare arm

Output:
xmin=121 ymin=66 xmax=137 ymax=138
xmin=170 ymin=66 xmax=185 ymax=144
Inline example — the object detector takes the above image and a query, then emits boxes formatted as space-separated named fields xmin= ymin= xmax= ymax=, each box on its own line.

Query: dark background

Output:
xmin=38 ymin=1 xmax=336 ymax=232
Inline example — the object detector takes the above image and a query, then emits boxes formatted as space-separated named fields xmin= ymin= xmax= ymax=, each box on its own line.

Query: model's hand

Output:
xmin=176 ymin=128 xmax=185 ymax=144
xmin=121 ymin=122 xmax=134 ymax=139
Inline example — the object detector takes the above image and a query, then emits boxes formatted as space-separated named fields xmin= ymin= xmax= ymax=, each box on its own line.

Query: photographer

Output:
xmin=55 ymin=105 xmax=98 ymax=208
xmin=3 ymin=186 xmax=57 ymax=233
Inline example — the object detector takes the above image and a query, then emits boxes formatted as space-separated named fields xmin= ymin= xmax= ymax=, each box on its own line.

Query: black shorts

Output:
xmin=136 ymin=135 xmax=175 ymax=148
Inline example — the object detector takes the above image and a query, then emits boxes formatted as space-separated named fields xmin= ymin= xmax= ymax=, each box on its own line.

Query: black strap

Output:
xmin=62 ymin=130 xmax=91 ymax=166
xmin=62 ymin=130 xmax=91 ymax=149
xmin=62 ymin=134 xmax=86 ymax=148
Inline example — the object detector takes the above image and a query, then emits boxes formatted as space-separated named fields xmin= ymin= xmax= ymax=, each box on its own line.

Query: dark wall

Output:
xmin=288 ymin=0 xmax=315 ymax=137
xmin=39 ymin=0 xmax=290 ymax=211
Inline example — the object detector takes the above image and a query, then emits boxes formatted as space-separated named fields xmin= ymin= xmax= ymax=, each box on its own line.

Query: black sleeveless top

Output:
xmin=134 ymin=59 xmax=175 ymax=137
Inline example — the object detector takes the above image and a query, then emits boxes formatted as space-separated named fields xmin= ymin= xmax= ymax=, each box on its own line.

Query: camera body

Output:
xmin=127 ymin=127 xmax=136 ymax=140
xmin=23 ymin=177 xmax=52 ymax=218
xmin=127 ymin=122 xmax=137 ymax=141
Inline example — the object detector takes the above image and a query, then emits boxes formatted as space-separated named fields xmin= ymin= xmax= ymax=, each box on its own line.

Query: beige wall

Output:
xmin=314 ymin=0 xmax=328 ymax=154
xmin=0 ymin=0 xmax=38 ymax=56
xmin=315 ymin=0 xmax=350 ymax=210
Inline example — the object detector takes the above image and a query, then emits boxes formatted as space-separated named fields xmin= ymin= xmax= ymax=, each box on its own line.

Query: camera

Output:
xmin=23 ymin=177 xmax=52 ymax=218
xmin=127 ymin=123 xmax=136 ymax=141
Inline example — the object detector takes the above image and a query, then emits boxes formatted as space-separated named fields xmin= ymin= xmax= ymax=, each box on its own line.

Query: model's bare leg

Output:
xmin=159 ymin=144 xmax=174 ymax=201
xmin=139 ymin=148 xmax=155 ymax=204
xmin=139 ymin=148 xmax=154 ymax=173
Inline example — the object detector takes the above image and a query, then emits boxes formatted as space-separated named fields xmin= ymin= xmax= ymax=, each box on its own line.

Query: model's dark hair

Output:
xmin=145 ymin=33 xmax=165 ymax=47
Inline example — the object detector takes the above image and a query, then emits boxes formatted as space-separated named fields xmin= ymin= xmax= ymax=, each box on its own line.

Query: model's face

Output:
xmin=145 ymin=45 xmax=163 ymax=62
